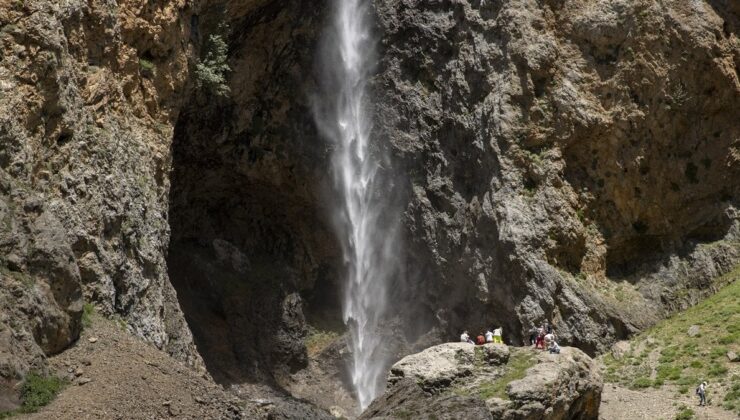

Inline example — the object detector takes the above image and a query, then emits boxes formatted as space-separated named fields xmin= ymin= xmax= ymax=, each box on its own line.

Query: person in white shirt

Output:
xmin=485 ymin=329 xmax=494 ymax=343
xmin=544 ymin=332 xmax=555 ymax=348
xmin=697 ymin=381 xmax=707 ymax=406
xmin=548 ymin=340 xmax=561 ymax=354
xmin=460 ymin=330 xmax=473 ymax=344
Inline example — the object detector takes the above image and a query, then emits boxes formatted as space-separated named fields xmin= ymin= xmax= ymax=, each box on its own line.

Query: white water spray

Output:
xmin=314 ymin=0 xmax=400 ymax=410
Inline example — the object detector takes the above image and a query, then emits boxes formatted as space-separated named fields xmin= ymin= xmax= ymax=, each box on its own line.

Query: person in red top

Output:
xmin=535 ymin=326 xmax=546 ymax=349
xmin=476 ymin=332 xmax=485 ymax=345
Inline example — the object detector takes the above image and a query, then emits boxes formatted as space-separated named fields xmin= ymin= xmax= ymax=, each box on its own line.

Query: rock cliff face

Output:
xmin=361 ymin=343 xmax=602 ymax=419
xmin=0 ymin=0 xmax=738 ymax=416
xmin=0 ymin=0 xmax=201 ymax=398
xmin=373 ymin=0 xmax=740 ymax=354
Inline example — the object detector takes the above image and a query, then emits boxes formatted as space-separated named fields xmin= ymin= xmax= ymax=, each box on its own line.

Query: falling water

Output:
xmin=313 ymin=0 xmax=399 ymax=410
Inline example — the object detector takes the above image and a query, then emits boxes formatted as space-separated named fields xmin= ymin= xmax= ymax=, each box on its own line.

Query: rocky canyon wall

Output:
xmin=373 ymin=0 xmax=740 ymax=354
xmin=0 ymin=0 xmax=738 ymax=412
xmin=0 ymin=0 xmax=202 ymax=400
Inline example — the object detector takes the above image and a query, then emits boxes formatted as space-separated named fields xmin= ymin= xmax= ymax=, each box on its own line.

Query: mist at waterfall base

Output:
xmin=311 ymin=0 xmax=403 ymax=411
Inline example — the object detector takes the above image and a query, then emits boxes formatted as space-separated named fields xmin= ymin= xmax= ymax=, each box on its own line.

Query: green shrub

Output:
xmin=709 ymin=346 xmax=728 ymax=359
xmin=707 ymin=363 xmax=728 ymax=377
xmin=81 ymin=303 xmax=95 ymax=329
xmin=678 ymin=385 xmax=689 ymax=394
xmin=195 ymin=28 xmax=230 ymax=97
xmin=656 ymin=364 xmax=682 ymax=381
xmin=19 ymin=373 xmax=65 ymax=413
xmin=718 ymin=333 xmax=738 ymax=345
xmin=139 ymin=58 xmax=155 ymax=74
xmin=676 ymin=376 xmax=697 ymax=386
xmin=675 ymin=404 xmax=694 ymax=420
xmin=632 ymin=377 xmax=652 ymax=389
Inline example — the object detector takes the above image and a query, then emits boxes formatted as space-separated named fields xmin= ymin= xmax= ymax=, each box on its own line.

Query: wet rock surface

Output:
xmin=362 ymin=343 xmax=602 ymax=420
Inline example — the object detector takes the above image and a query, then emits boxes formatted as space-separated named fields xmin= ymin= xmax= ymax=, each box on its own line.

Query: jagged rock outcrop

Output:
xmin=0 ymin=0 xmax=202 ymax=402
xmin=361 ymin=343 xmax=602 ymax=419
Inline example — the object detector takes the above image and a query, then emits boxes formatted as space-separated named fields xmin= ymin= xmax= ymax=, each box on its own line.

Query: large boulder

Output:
xmin=362 ymin=343 xmax=602 ymax=420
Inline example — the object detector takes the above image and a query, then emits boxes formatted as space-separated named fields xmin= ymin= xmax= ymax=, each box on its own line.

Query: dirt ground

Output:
xmin=14 ymin=317 xmax=738 ymax=420
xmin=599 ymin=383 xmax=737 ymax=420
xmin=16 ymin=315 xmax=262 ymax=420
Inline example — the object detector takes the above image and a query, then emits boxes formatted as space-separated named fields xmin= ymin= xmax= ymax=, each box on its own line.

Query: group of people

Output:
xmin=458 ymin=323 xmax=561 ymax=354
xmin=529 ymin=323 xmax=560 ymax=354
xmin=460 ymin=327 xmax=503 ymax=345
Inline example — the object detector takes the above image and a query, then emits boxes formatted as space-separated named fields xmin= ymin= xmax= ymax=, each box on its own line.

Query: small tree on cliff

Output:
xmin=195 ymin=26 xmax=230 ymax=97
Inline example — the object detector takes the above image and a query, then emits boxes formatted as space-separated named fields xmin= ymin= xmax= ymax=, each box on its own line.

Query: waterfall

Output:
xmin=313 ymin=0 xmax=399 ymax=410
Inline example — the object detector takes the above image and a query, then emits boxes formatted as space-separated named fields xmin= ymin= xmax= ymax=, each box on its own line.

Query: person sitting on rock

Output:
xmin=460 ymin=330 xmax=474 ymax=344
xmin=544 ymin=332 xmax=555 ymax=349
xmin=476 ymin=332 xmax=486 ymax=345
xmin=493 ymin=327 xmax=503 ymax=344
xmin=485 ymin=329 xmax=494 ymax=343
xmin=548 ymin=340 xmax=561 ymax=354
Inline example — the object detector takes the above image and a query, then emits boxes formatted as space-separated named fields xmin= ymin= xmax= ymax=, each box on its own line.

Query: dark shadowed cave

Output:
xmin=165 ymin=0 xmax=345 ymax=386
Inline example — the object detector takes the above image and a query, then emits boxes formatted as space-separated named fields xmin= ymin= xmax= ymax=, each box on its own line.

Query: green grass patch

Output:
xmin=656 ymin=364 xmax=682 ymax=381
xmin=81 ymin=303 xmax=95 ymax=329
xmin=675 ymin=404 xmax=694 ymax=420
xmin=138 ymin=58 xmax=154 ymax=72
xmin=1 ymin=373 xmax=67 ymax=417
xmin=304 ymin=327 xmax=340 ymax=356
xmin=631 ymin=377 xmax=652 ymax=389
xmin=724 ymin=381 xmax=740 ymax=415
xmin=477 ymin=350 xmax=536 ymax=400
xmin=599 ymin=265 xmax=739 ymax=404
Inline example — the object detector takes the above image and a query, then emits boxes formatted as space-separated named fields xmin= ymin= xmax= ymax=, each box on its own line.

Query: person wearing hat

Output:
xmin=696 ymin=381 xmax=707 ymax=406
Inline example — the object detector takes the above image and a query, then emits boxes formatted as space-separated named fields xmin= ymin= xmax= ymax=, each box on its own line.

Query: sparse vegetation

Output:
xmin=195 ymin=26 xmax=231 ymax=97
xmin=476 ymin=350 xmax=536 ymax=400
xmin=600 ymin=265 xmax=740 ymax=415
xmin=138 ymin=58 xmax=155 ymax=75
xmin=304 ymin=327 xmax=340 ymax=356
xmin=20 ymin=373 xmax=65 ymax=413
xmin=674 ymin=404 xmax=694 ymax=420
xmin=0 ymin=373 xmax=68 ymax=416
xmin=81 ymin=302 xmax=95 ymax=328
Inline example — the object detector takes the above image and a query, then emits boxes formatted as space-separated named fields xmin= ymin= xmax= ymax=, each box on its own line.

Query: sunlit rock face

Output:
xmin=1 ymin=0 xmax=738 ymax=416
xmin=372 ymin=0 xmax=739 ymax=354
xmin=0 ymin=1 xmax=202 ymax=403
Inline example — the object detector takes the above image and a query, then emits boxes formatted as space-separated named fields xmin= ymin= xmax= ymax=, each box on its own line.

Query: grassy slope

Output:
xmin=601 ymin=265 xmax=740 ymax=415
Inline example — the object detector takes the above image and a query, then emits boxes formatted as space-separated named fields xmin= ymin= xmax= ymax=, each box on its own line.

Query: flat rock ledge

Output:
xmin=361 ymin=343 xmax=602 ymax=420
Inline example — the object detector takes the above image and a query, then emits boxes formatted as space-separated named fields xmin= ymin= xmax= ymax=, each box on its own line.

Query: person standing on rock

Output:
xmin=529 ymin=326 xmax=538 ymax=345
xmin=493 ymin=327 xmax=503 ymax=344
xmin=696 ymin=381 xmax=707 ymax=406
xmin=535 ymin=326 xmax=546 ymax=349
xmin=485 ymin=329 xmax=494 ymax=343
